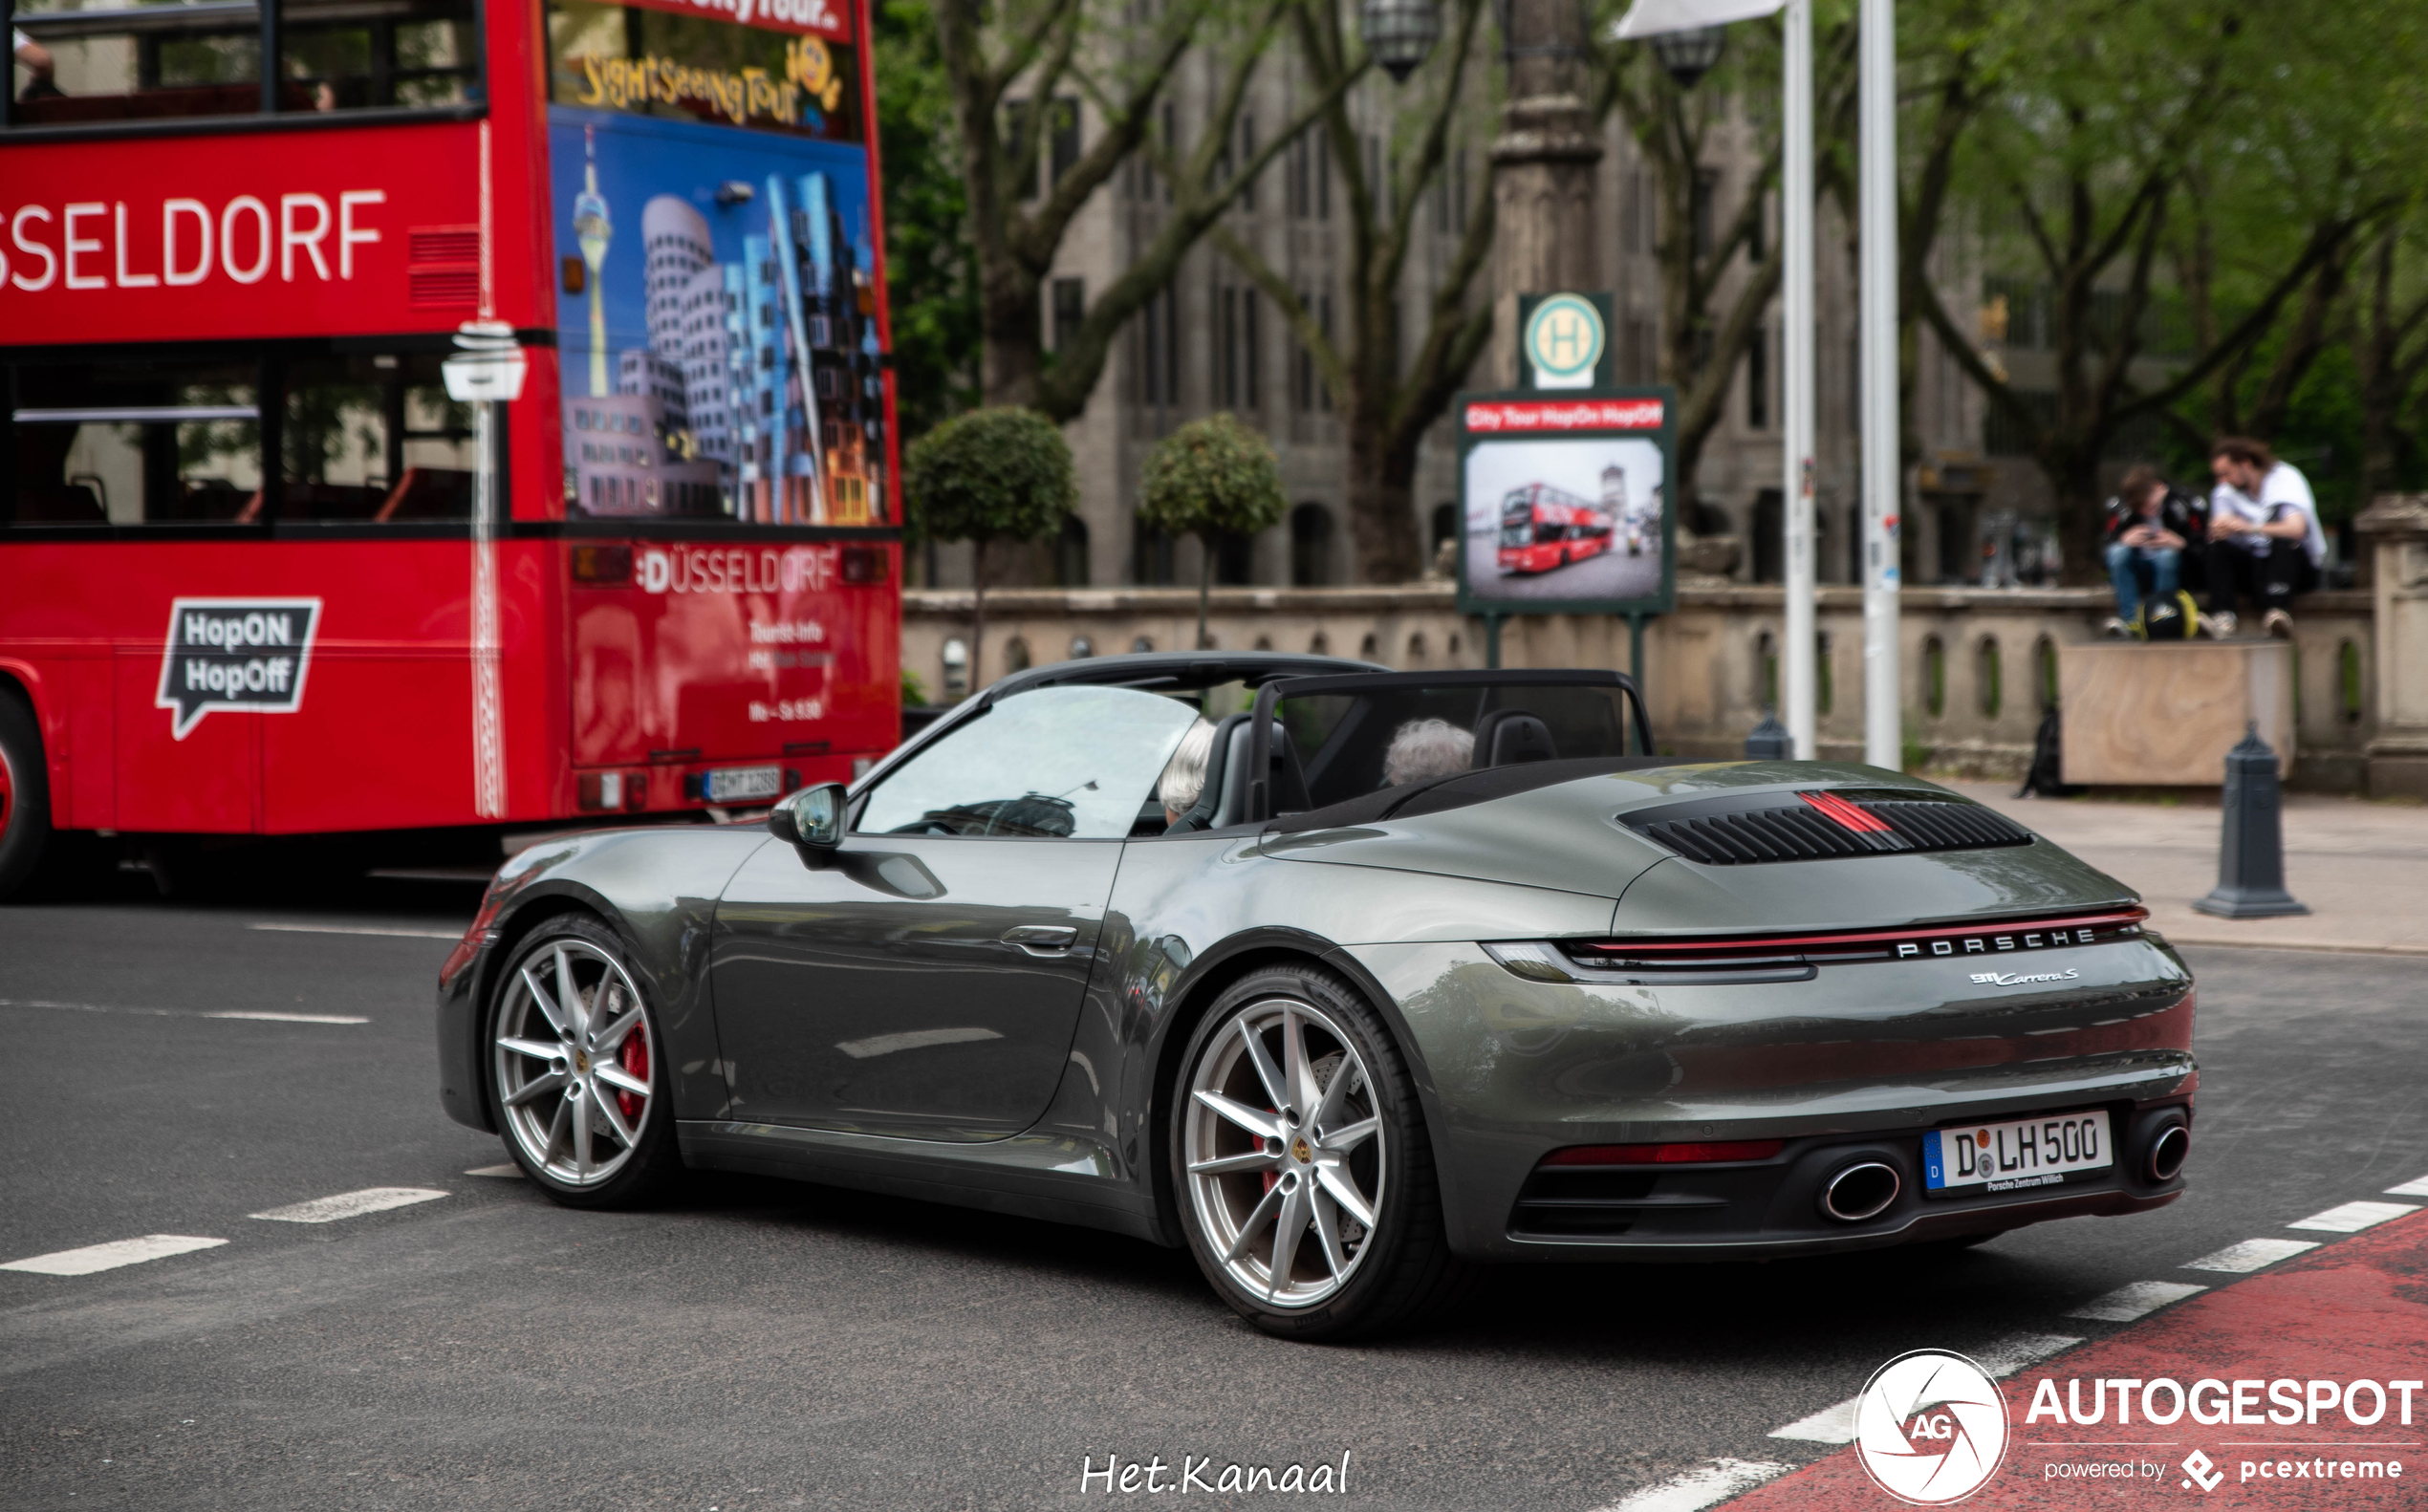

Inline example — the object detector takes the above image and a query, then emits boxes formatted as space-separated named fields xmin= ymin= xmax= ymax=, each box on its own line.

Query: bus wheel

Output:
xmin=0 ymin=692 xmax=54 ymax=902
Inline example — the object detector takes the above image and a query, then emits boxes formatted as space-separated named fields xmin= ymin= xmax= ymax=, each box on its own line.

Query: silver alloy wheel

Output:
xmin=1183 ymin=996 xmax=1385 ymax=1309
xmin=492 ymin=939 xmax=656 ymax=1186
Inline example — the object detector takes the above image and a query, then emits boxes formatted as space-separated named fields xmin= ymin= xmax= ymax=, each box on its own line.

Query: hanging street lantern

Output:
xmin=1650 ymin=24 xmax=1725 ymax=88
xmin=1361 ymin=0 xmax=1442 ymax=82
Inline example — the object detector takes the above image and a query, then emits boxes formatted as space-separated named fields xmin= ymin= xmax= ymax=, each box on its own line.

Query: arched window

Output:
xmin=1816 ymin=632 xmax=1834 ymax=715
xmin=2339 ymin=639 xmax=2365 ymax=724
xmin=1977 ymin=637 xmax=2003 ymax=719
xmin=1004 ymin=637 xmax=1032 ymax=673
xmin=1358 ymin=631 xmax=1379 ymax=662
xmin=1215 ymin=531 xmax=1255 ymax=585
xmin=1069 ymin=635 xmax=1095 ymax=659
xmin=1756 ymin=630 xmax=1779 ymax=711
xmin=1055 ymin=515 xmax=1091 ymax=587
xmin=1405 ymin=631 xmax=1427 ymax=664
xmin=2035 ymin=635 xmax=2059 ymax=712
xmin=1429 ymin=502 xmax=1458 ymax=561
xmin=1921 ymin=636 xmax=1946 ymax=718
xmin=1131 ymin=635 xmax=1155 ymax=653
xmin=1133 ymin=513 xmax=1175 ymax=585
xmin=1309 ymin=630 xmax=1330 ymax=655
xmin=1290 ymin=503 xmax=1334 ymax=586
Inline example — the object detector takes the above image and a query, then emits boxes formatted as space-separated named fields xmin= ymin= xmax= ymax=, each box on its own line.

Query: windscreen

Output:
xmin=1272 ymin=681 xmax=1639 ymax=810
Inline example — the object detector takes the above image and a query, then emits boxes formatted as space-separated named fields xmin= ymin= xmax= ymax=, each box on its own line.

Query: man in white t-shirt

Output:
xmin=2202 ymin=436 xmax=2322 ymax=638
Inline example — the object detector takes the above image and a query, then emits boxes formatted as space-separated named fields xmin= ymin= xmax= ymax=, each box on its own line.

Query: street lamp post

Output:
xmin=1857 ymin=0 xmax=1900 ymax=770
xmin=1360 ymin=0 xmax=1442 ymax=82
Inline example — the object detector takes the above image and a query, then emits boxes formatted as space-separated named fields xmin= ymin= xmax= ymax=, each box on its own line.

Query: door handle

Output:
xmin=1002 ymin=924 xmax=1078 ymax=956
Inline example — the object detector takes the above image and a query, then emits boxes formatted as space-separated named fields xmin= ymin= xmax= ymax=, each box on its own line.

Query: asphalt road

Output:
xmin=2 ymin=878 xmax=2421 ymax=1512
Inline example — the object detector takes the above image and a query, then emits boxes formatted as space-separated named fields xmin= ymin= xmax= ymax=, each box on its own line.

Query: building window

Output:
xmin=1690 ymin=170 xmax=1718 ymax=260
xmin=1290 ymin=502 xmax=1333 ymax=586
xmin=942 ymin=637 xmax=969 ymax=701
xmin=1236 ymin=112 xmax=1257 ymax=211
xmin=1051 ymin=278 xmax=1085 ymax=354
xmin=1134 ymin=513 xmax=1175 ymax=585
xmin=1219 ymin=288 xmax=1239 ymax=408
xmin=1215 ymin=531 xmax=1254 ymax=585
xmin=1055 ymin=514 xmax=1090 ymax=587
xmin=1049 ymin=97 xmax=1080 ymax=185
xmin=1746 ymin=324 xmax=1770 ymax=430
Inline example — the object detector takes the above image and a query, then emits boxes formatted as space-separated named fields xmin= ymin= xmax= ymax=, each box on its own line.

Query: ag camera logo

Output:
xmin=1854 ymin=1350 xmax=2010 ymax=1504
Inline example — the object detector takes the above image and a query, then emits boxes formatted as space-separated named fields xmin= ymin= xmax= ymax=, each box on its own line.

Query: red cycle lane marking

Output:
xmin=1722 ymin=1210 xmax=2428 ymax=1509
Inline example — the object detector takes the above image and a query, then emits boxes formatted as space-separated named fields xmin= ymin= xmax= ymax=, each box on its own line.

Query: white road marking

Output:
xmin=464 ymin=1164 xmax=524 ymax=1178
xmin=2289 ymin=1199 xmax=2418 ymax=1234
xmin=2184 ymin=1237 xmax=2320 ymax=1273
xmin=2 ymin=997 xmax=362 ymax=1025
xmin=2383 ymin=1175 xmax=2428 ymax=1198
xmin=1592 ymin=1458 xmax=1790 ymax=1512
xmin=0 ymin=997 xmax=177 ymax=1018
xmin=1767 ymin=1332 xmax=2081 ymax=1445
xmin=249 ymin=1188 xmax=449 ymax=1223
xmin=204 ymin=1011 xmax=369 ymax=1025
xmin=249 ymin=922 xmax=465 ymax=940
xmin=2066 ymin=1281 xmax=2207 ymax=1322
xmin=2 ymin=1235 xmax=228 ymax=1276
xmin=836 ymin=1026 xmax=1003 ymax=1060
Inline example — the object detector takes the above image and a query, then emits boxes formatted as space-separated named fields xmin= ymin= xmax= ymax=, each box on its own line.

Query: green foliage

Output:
xmin=1138 ymin=412 xmax=1288 ymax=548
xmin=874 ymin=0 xmax=979 ymax=446
xmin=900 ymin=667 xmax=929 ymax=707
xmin=903 ymin=406 xmax=1077 ymax=547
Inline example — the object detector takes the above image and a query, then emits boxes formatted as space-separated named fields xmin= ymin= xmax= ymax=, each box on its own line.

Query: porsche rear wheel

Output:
xmin=486 ymin=916 xmax=680 ymax=1207
xmin=1173 ymin=964 xmax=1467 ymax=1341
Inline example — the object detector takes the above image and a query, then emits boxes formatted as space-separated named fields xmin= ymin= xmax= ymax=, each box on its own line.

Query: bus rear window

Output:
xmin=7 ymin=350 xmax=476 ymax=526
xmin=9 ymin=0 xmax=477 ymax=128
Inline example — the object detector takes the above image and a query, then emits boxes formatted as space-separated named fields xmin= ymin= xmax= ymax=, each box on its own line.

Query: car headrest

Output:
xmin=1473 ymin=708 xmax=1557 ymax=767
xmin=1164 ymin=712 xmax=1248 ymax=833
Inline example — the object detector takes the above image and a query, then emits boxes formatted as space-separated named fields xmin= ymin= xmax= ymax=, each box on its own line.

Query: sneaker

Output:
xmin=2100 ymin=616 xmax=2132 ymax=639
xmin=2199 ymin=610 xmax=2237 ymax=639
xmin=2263 ymin=609 xmax=2293 ymax=638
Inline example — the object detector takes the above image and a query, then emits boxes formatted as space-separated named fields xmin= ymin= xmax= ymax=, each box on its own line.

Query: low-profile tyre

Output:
xmin=1171 ymin=964 xmax=1468 ymax=1342
xmin=485 ymin=914 xmax=681 ymax=1208
xmin=0 ymin=692 xmax=55 ymax=903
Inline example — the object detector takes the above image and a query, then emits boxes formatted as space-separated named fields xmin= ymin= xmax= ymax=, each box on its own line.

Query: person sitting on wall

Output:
xmin=2099 ymin=464 xmax=2205 ymax=638
xmin=1381 ymin=719 xmax=1474 ymax=787
xmin=2202 ymin=436 xmax=2324 ymax=639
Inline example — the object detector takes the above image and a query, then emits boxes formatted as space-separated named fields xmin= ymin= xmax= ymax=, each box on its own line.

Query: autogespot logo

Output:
xmin=1854 ymin=1350 xmax=2011 ymax=1504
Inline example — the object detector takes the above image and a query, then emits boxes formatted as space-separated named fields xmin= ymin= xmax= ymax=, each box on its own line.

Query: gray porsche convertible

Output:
xmin=436 ymin=652 xmax=2195 ymax=1340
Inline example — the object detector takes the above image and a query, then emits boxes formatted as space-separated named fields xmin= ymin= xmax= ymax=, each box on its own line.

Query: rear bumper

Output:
xmin=1344 ymin=940 xmax=2198 ymax=1262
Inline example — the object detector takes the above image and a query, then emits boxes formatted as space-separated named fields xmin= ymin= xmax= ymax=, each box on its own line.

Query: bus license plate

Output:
xmin=1924 ymin=1110 xmax=2113 ymax=1195
xmin=705 ymin=766 xmax=782 ymax=802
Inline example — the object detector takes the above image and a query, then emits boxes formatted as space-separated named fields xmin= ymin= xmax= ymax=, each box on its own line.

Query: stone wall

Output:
xmin=903 ymin=583 xmax=2379 ymax=788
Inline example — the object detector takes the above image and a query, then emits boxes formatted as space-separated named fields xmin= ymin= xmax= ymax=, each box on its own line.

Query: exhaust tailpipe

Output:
xmin=2146 ymin=1123 xmax=2190 ymax=1183
xmin=1819 ymin=1161 xmax=1900 ymax=1222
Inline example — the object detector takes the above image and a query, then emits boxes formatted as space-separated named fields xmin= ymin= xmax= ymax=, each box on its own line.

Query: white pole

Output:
xmin=1857 ymin=0 xmax=1902 ymax=769
xmin=1781 ymin=0 xmax=1816 ymax=760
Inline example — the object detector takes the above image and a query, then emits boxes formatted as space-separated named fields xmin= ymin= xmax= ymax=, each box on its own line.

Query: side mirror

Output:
xmin=770 ymin=782 xmax=847 ymax=866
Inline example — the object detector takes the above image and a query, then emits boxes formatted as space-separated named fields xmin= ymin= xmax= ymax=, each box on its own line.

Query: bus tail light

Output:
xmin=841 ymin=546 xmax=889 ymax=584
xmin=571 ymin=545 xmax=634 ymax=585
xmin=576 ymin=770 xmax=650 ymax=811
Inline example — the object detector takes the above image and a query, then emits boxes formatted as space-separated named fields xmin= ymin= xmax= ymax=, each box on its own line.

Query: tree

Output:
xmin=940 ymin=0 xmax=1359 ymax=422
xmin=904 ymin=407 xmax=1078 ymax=690
xmin=1596 ymin=17 xmax=1857 ymax=516
xmin=1900 ymin=0 xmax=2417 ymax=579
xmin=876 ymin=0 xmax=983 ymax=441
xmin=2353 ymin=222 xmax=2428 ymax=510
xmin=1138 ymin=413 xmax=1289 ymax=645
xmin=1210 ymin=0 xmax=1497 ymax=582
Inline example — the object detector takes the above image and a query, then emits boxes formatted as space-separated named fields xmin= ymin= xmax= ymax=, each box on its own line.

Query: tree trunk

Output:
xmin=981 ymin=278 xmax=1045 ymax=410
xmin=1343 ymin=415 xmax=1423 ymax=583
xmin=2048 ymin=443 xmax=2108 ymax=585
xmin=969 ymin=537 xmax=988 ymax=694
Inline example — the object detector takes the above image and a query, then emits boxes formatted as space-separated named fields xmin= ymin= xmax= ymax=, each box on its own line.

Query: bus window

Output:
xmin=7 ymin=350 xmax=475 ymax=525
xmin=9 ymin=0 xmax=477 ymax=127
xmin=545 ymin=0 xmax=862 ymax=141
xmin=10 ymin=356 xmax=262 ymax=523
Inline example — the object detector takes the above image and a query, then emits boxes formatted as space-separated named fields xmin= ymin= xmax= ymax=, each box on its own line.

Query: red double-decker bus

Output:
xmin=0 ymin=0 xmax=900 ymax=896
xmin=1496 ymin=483 xmax=1614 ymax=574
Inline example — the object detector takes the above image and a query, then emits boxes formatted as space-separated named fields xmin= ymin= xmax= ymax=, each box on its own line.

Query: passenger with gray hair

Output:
xmin=1381 ymin=718 xmax=1474 ymax=787
xmin=1158 ymin=718 xmax=1218 ymax=827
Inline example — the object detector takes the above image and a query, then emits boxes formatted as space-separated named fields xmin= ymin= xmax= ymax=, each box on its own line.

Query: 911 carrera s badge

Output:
xmin=1971 ymin=968 xmax=2082 ymax=987
xmin=156 ymin=597 xmax=322 ymax=740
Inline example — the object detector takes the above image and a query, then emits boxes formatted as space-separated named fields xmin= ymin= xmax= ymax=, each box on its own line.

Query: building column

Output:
xmin=1487 ymin=0 xmax=1605 ymax=385
xmin=2356 ymin=493 xmax=2428 ymax=798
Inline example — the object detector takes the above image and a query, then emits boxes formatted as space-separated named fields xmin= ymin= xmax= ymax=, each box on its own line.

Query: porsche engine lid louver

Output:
xmin=1621 ymin=788 xmax=2032 ymax=865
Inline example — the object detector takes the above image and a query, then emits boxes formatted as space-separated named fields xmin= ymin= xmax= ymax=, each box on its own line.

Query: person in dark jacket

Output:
xmin=2101 ymin=465 xmax=2205 ymax=637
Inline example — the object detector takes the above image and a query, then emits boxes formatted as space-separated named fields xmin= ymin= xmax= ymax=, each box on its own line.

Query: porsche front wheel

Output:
xmin=486 ymin=916 xmax=680 ymax=1207
xmin=1173 ymin=965 xmax=1466 ymax=1340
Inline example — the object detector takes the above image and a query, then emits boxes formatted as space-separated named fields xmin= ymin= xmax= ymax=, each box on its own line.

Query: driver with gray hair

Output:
xmin=1382 ymin=718 xmax=1474 ymax=787
xmin=1157 ymin=718 xmax=1218 ymax=828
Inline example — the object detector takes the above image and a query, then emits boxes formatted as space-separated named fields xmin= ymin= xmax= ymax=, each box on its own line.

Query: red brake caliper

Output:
xmin=618 ymin=1032 xmax=648 ymax=1122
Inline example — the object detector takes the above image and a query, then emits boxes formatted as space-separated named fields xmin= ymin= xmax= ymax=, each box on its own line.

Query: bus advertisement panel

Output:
xmin=1454 ymin=391 xmax=1677 ymax=618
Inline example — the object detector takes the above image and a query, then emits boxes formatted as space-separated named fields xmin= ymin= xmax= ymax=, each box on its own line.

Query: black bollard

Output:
xmin=2192 ymin=723 xmax=2309 ymax=918
xmin=1745 ymin=713 xmax=1792 ymax=760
